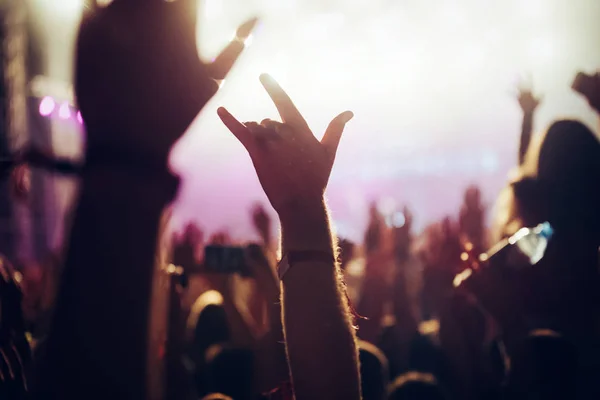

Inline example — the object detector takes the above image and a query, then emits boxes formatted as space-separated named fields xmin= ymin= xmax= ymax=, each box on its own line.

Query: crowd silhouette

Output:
xmin=0 ymin=1 xmax=600 ymax=399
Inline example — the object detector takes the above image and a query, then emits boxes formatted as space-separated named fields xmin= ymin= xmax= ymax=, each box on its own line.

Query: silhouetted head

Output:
xmin=187 ymin=293 xmax=231 ymax=366
xmin=359 ymin=340 xmax=389 ymax=400
xmin=496 ymin=119 xmax=600 ymax=246
xmin=201 ymin=394 xmax=233 ymax=400
xmin=507 ymin=330 xmax=578 ymax=400
xmin=388 ymin=371 xmax=448 ymax=400
xmin=204 ymin=344 xmax=254 ymax=400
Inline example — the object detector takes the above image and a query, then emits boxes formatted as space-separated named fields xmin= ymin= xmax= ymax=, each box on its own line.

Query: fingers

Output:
xmin=81 ymin=0 xmax=101 ymax=26
xmin=260 ymin=118 xmax=287 ymax=134
xmin=207 ymin=41 xmax=245 ymax=80
xmin=259 ymin=74 xmax=310 ymax=132
xmin=207 ymin=18 xmax=258 ymax=80
xmin=217 ymin=107 xmax=255 ymax=151
xmin=321 ymin=111 xmax=354 ymax=157
xmin=236 ymin=17 xmax=259 ymax=41
xmin=180 ymin=0 xmax=199 ymax=32
xmin=83 ymin=0 xmax=98 ymax=12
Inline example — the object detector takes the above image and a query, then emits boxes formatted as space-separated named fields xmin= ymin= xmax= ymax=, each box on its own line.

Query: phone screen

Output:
xmin=204 ymin=245 xmax=247 ymax=275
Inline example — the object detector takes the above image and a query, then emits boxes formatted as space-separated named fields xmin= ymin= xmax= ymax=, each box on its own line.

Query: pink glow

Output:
xmin=39 ymin=97 xmax=55 ymax=116
xmin=76 ymin=111 xmax=83 ymax=124
xmin=59 ymin=102 xmax=71 ymax=119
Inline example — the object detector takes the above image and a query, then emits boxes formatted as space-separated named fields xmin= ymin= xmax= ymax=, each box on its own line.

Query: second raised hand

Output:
xmin=76 ymin=0 xmax=258 ymax=168
xmin=217 ymin=74 xmax=354 ymax=215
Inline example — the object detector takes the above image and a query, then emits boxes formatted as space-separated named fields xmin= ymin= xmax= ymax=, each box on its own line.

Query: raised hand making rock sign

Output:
xmin=218 ymin=75 xmax=361 ymax=400
xmin=77 ymin=0 xmax=257 ymax=170
xmin=217 ymin=74 xmax=353 ymax=222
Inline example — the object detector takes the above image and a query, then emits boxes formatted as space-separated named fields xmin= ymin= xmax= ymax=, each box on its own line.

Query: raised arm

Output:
xmin=218 ymin=74 xmax=361 ymax=400
xmin=572 ymin=71 xmax=600 ymax=131
xmin=517 ymin=87 xmax=541 ymax=165
xmin=34 ymin=1 xmax=255 ymax=398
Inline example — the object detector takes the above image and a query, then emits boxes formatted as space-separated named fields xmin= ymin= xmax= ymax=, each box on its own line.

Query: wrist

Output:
xmin=278 ymin=198 xmax=333 ymax=253
xmin=81 ymin=164 xmax=179 ymax=211
xmin=522 ymin=112 xmax=534 ymax=119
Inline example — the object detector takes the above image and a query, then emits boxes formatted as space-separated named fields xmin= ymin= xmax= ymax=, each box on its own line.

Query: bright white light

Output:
xmin=204 ymin=0 xmax=223 ymax=19
xmin=462 ymin=44 xmax=486 ymax=70
xmin=377 ymin=198 xmax=396 ymax=216
xmin=298 ymin=13 xmax=345 ymax=41
xmin=438 ymin=5 xmax=468 ymax=28
xmin=59 ymin=102 xmax=71 ymax=119
xmin=520 ymin=0 xmax=547 ymax=19
xmin=39 ymin=97 xmax=55 ymax=116
xmin=528 ymin=36 xmax=555 ymax=62
xmin=391 ymin=212 xmax=406 ymax=228
xmin=46 ymin=0 xmax=83 ymax=17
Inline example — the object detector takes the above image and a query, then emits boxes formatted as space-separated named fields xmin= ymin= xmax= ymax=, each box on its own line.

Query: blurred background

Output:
xmin=1 ymin=0 xmax=599 ymax=260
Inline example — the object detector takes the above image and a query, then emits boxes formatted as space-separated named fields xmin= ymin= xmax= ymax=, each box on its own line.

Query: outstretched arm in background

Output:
xmin=572 ymin=71 xmax=600 ymax=130
xmin=34 ymin=1 xmax=256 ymax=398
xmin=218 ymin=74 xmax=361 ymax=400
xmin=517 ymin=86 xmax=541 ymax=165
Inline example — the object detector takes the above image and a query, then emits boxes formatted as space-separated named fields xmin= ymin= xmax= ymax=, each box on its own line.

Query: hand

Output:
xmin=365 ymin=202 xmax=385 ymax=255
xmin=217 ymin=74 xmax=353 ymax=218
xmin=76 ymin=0 xmax=257 ymax=168
xmin=573 ymin=71 xmax=600 ymax=113
xmin=245 ymin=243 xmax=279 ymax=299
xmin=517 ymin=87 xmax=541 ymax=115
xmin=393 ymin=206 xmax=413 ymax=263
xmin=208 ymin=231 xmax=232 ymax=246
xmin=252 ymin=204 xmax=272 ymax=245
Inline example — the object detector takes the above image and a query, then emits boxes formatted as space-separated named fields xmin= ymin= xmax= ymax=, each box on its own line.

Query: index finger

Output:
xmin=207 ymin=18 xmax=258 ymax=80
xmin=259 ymin=74 xmax=310 ymax=132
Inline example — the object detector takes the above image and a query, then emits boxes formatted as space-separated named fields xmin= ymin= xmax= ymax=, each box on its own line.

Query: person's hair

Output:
xmin=507 ymin=330 xmax=578 ymax=399
xmin=203 ymin=344 xmax=254 ymax=400
xmin=358 ymin=340 xmax=389 ymax=400
xmin=187 ymin=295 xmax=231 ymax=365
xmin=201 ymin=393 xmax=234 ymax=400
xmin=493 ymin=119 xmax=600 ymax=243
xmin=387 ymin=371 xmax=447 ymax=400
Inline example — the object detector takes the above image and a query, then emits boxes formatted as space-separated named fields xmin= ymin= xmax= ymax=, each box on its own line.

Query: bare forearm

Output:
xmin=279 ymin=202 xmax=361 ymax=400
xmin=519 ymin=112 xmax=534 ymax=165
xmin=356 ymin=274 xmax=386 ymax=343
xmin=35 ymin=167 xmax=177 ymax=399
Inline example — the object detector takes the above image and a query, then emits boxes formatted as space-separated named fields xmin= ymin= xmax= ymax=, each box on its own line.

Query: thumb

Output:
xmin=321 ymin=111 xmax=354 ymax=157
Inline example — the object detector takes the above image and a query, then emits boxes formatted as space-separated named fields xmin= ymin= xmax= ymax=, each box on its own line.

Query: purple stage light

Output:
xmin=59 ymin=102 xmax=71 ymax=119
xmin=39 ymin=97 xmax=55 ymax=116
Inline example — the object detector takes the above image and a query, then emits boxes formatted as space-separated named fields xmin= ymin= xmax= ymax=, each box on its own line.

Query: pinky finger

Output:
xmin=217 ymin=107 xmax=256 ymax=152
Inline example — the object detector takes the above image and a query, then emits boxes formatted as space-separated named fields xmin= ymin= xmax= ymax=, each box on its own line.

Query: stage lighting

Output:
xmin=204 ymin=0 xmax=223 ymax=19
xmin=528 ymin=36 xmax=554 ymax=62
xmin=39 ymin=96 xmax=55 ymax=116
xmin=49 ymin=0 xmax=83 ymax=17
xmin=59 ymin=102 xmax=71 ymax=119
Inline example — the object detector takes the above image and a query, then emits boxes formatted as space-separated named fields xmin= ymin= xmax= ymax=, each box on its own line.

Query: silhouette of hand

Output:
xmin=217 ymin=74 xmax=354 ymax=216
xmin=393 ymin=206 xmax=413 ymax=263
xmin=252 ymin=204 xmax=272 ymax=245
xmin=76 ymin=0 xmax=257 ymax=168
xmin=573 ymin=71 xmax=600 ymax=113
xmin=517 ymin=88 xmax=541 ymax=115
